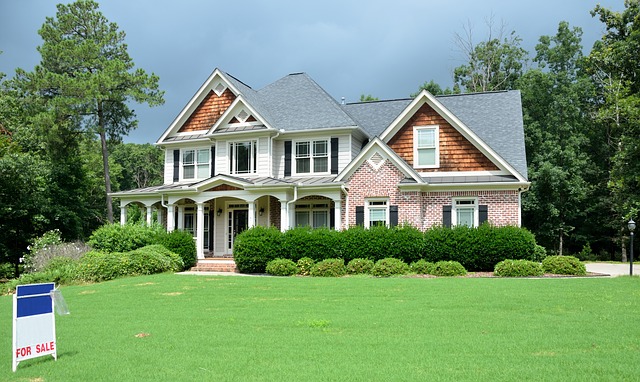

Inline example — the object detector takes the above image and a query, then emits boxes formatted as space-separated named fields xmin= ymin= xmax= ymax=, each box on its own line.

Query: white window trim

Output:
xmin=413 ymin=125 xmax=440 ymax=169
xmin=228 ymin=140 xmax=258 ymax=175
xmin=294 ymin=202 xmax=330 ymax=228
xmin=293 ymin=139 xmax=330 ymax=176
xmin=365 ymin=198 xmax=389 ymax=228
xmin=181 ymin=148 xmax=210 ymax=181
xmin=451 ymin=197 xmax=479 ymax=227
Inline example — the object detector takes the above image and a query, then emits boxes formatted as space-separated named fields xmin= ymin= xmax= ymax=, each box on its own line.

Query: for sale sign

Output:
xmin=12 ymin=283 xmax=57 ymax=372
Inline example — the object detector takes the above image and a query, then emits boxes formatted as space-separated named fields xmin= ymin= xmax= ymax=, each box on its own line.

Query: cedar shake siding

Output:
xmin=178 ymin=89 xmax=236 ymax=132
xmin=388 ymin=103 xmax=499 ymax=172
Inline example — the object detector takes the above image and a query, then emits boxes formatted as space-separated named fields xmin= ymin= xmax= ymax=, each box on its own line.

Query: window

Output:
xmin=414 ymin=126 xmax=439 ymax=168
xmin=295 ymin=140 xmax=328 ymax=174
xmin=182 ymin=149 xmax=210 ymax=180
xmin=452 ymin=198 xmax=478 ymax=227
xmin=229 ymin=141 xmax=257 ymax=174
xmin=295 ymin=203 xmax=329 ymax=228
xmin=366 ymin=199 xmax=388 ymax=227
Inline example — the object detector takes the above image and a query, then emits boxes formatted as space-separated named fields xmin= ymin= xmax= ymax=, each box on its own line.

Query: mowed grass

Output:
xmin=1 ymin=275 xmax=640 ymax=381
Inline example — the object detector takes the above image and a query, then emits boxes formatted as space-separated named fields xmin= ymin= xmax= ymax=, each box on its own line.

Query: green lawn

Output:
xmin=1 ymin=274 xmax=639 ymax=381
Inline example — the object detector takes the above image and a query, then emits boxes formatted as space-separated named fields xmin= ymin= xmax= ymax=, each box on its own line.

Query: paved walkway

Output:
xmin=585 ymin=262 xmax=636 ymax=277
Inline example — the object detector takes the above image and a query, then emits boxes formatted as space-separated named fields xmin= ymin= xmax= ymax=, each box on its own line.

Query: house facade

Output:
xmin=111 ymin=69 xmax=529 ymax=260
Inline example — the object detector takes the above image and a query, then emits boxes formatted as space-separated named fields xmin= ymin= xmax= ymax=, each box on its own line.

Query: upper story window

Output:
xmin=452 ymin=198 xmax=478 ymax=227
xmin=414 ymin=126 xmax=439 ymax=168
xmin=295 ymin=140 xmax=328 ymax=174
xmin=183 ymin=149 xmax=210 ymax=180
xmin=366 ymin=199 xmax=388 ymax=228
xmin=229 ymin=140 xmax=257 ymax=175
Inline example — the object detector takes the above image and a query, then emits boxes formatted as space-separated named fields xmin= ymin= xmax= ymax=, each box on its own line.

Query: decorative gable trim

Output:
xmin=335 ymin=137 xmax=423 ymax=183
xmin=380 ymin=90 xmax=527 ymax=183
xmin=206 ymin=96 xmax=273 ymax=134
xmin=191 ymin=174 xmax=252 ymax=192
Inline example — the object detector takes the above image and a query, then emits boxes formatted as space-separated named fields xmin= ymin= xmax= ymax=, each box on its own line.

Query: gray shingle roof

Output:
xmin=342 ymin=99 xmax=412 ymax=137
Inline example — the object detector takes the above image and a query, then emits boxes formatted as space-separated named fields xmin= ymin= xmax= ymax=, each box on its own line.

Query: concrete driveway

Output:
xmin=585 ymin=262 xmax=636 ymax=277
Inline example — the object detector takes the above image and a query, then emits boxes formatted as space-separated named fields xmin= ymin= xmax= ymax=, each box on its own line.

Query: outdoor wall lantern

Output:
xmin=217 ymin=208 xmax=223 ymax=217
xmin=259 ymin=207 xmax=265 ymax=216
xmin=628 ymin=218 xmax=635 ymax=276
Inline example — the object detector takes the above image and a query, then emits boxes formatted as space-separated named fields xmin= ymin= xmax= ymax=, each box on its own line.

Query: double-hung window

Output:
xmin=452 ymin=198 xmax=478 ymax=227
xmin=414 ymin=126 xmax=439 ymax=168
xmin=295 ymin=140 xmax=328 ymax=174
xmin=183 ymin=149 xmax=210 ymax=180
xmin=295 ymin=203 xmax=329 ymax=228
xmin=366 ymin=199 xmax=389 ymax=227
xmin=229 ymin=141 xmax=257 ymax=175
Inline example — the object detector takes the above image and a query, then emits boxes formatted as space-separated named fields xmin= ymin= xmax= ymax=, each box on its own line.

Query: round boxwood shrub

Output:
xmin=410 ymin=259 xmax=435 ymax=275
xmin=266 ymin=258 xmax=298 ymax=276
xmin=372 ymin=258 xmax=409 ymax=277
xmin=233 ymin=226 xmax=283 ymax=273
xmin=310 ymin=258 xmax=346 ymax=277
xmin=494 ymin=259 xmax=543 ymax=277
xmin=431 ymin=261 xmax=467 ymax=277
xmin=296 ymin=257 xmax=315 ymax=276
xmin=88 ymin=223 xmax=163 ymax=253
xmin=346 ymin=258 xmax=375 ymax=275
xmin=159 ymin=230 xmax=197 ymax=270
xmin=542 ymin=255 xmax=586 ymax=275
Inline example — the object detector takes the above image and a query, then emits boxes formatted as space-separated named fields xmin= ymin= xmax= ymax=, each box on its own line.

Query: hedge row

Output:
xmin=234 ymin=224 xmax=537 ymax=273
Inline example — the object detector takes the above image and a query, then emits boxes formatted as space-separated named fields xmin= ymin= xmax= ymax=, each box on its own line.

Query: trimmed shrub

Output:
xmin=310 ymin=258 xmax=346 ymax=277
xmin=532 ymin=244 xmax=548 ymax=262
xmin=281 ymin=227 xmax=339 ymax=261
xmin=494 ymin=259 xmax=544 ymax=277
xmin=233 ymin=226 xmax=283 ymax=273
xmin=542 ymin=255 xmax=586 ymax=276
xmin=88 ymin=223 xmax=163 ymax=253
xmin=266 ymin=258 xmax=298 ymax=276
xmin=42 ymin=256 xmax=81 ymax=284
xmin=296 ymin=257 xmax=315 ymax=276
xmin=431 ymin=261 xmax=467 ymax=277
xmin=386 ymin=225 xmax=425 ymax=264
xmin=410 ymin=259 xmax=435 ymax=275
xmin=346 ymin=258 xmax=375 ymax=275
xmin=335 ymin=226 xmax=372 ymax=262
xmin=372 ymin=258 xmax=409 ymax=277
xmin=159 ymin=229 xmax=197 ymax=270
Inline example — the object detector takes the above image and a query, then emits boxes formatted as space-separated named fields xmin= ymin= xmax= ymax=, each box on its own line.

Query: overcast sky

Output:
xmin=0 ymin=0 xmax=623 ymax=144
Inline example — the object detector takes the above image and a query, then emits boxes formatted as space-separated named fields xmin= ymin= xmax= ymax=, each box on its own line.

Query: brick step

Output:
xmin=190 ymin=259 xmax=238 ymax=273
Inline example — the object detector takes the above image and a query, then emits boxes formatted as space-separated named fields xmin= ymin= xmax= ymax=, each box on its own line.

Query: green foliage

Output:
xmin=359 ymin=94 xmax=379 ymax=102
xmin=233 ymin=226 xmax=283 ymax=273
xmin=576 ymin=243 xmax=596 ymax=261
xmin=265 ymin=258 xmax=298 ymax=276
xmin=542 ymin=255 xmax=587 ymax=275
xmin=424 ymin=225 xmax=536 ymax=271
xmin=532 ymin=244 xmax=548 ymax=262
xmin=111 ymin=143 xmax=164 ymax=191
xmin=346 ymin=258 xmax=375 ymax=275
xmin=372 ymin=258 xmax=409 ymax=277
xmin=296 ymin=257 xmax=315 ymax=276
xmin=410 ymin=259 xmax=435 ymax=275
xmin=431 ymin=261 xmax=467 ymax=277
xmin=310 ymin=258 xmax=346 ymax=277
xmin=281 ymin=226 xmax=339 ymax=261
xmin=88 ymin=223 xmax=163 ymax=253
xmin=494 ymin=259 xmax=544 ymax=277
xmin=411 ymin=79 xmax=455 ymax=97
xmin=159 ymin=229 xmax=197 ymax=270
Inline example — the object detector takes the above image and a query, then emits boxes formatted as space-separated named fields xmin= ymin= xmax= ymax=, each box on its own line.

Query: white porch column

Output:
xmin=333 ymin=200 xmax=342 ymax=231
xmin=248 ymin=202 xmax=256 ymax=229
xmin=166 ymin=204 xmax=175 ymax=232
xmin=177 ymin=206 xmax=184 ymax=230
xmin=146 ymin=206 xmax=153 ymax=226
xmin=120 ymin=204 xmax=127 ymax=226
xmin=156 ymin=207 xmax=163 ymax=228
xmin=196 ymin=202 xmax=205 ymax=260
xmin=279 ymin=200 xmax=288 ymax=232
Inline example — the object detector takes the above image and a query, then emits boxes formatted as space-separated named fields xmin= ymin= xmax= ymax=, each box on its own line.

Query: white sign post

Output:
xmin=12 ymin=283 xmax=57 ymax=372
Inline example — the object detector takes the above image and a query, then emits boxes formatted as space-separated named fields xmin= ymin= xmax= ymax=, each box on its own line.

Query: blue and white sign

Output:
xmin=12 ymin=283 xmax=57 ymax=372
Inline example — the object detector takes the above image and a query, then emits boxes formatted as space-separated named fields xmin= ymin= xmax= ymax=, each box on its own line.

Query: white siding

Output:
xmin=164 ymin=149 xmax=173 ymax=185
xmin=257 ymin=136 xmax=270 ymax=177
xmin=337 ymin=134 xmax=352 ymax=172
xmin=216 ymin=141 xmax=228 ymax=176
xmin=273 ymin=140 xmax=285 ymax=178
xmin=351 ymin=136 xmax=365 ymax=159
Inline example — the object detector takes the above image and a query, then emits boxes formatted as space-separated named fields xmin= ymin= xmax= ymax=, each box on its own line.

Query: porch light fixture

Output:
xmin=259 ymin=207 xmax=264 ymax=216
xmin=217 ymin=208 xmax=222 ymax=217
xmin=628 ymin=218 xmax=635 ymax=276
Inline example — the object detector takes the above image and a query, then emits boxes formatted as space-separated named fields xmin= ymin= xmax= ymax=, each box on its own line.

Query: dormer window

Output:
xmin=295 ymin=140 xmax=328 ymax=174
xmin=413 ymin=125 xmax=439 ymax=168
xmin=183 ymin=149 xmax=210 ymax=180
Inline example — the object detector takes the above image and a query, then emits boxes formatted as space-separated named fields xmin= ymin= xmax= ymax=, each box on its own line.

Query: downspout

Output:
xmin=341 ymin=185 xmax=349 ymax=227
xmin=160 ymin=194 xmax=168 ymax=208
xmin=286 ymin=183 xmax=301 ymax=229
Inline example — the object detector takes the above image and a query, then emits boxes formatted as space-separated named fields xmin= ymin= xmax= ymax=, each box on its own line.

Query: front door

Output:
xmin=228 ymin=209 xmax=248 ymax=251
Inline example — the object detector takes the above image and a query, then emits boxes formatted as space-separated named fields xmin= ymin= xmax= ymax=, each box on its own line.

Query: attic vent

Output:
xmin=214 ymin=83 xmax=226 ymax=96
xmin=237 ymin=110 xmax=249 ymax=122
xmin=368 ymin=152 xmax=386 ymax=170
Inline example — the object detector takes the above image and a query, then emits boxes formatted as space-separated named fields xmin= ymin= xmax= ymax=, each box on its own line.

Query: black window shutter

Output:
xmin=355 ymin=206 xmax=364 ymax=226
xmin=173 ymin=149 xmax=180 ymax=182
xmin=479 ymin=205 xmax=488 ymax=225
xmin=210 ymin=146 xmax=216 ymax=177
xmin=330 ymin=207 xmax=335 ymax=229
xmin=208 ymin=209 xmax=214 ymax=250
xmin=390 ymin=205 xmax=399 ymax=227
xmin=443 ymin=205 xmax=452 ymax=228
xmin=284 ymin=140 xmax=292 ymax=177
xmin=330 ymin=137 xmax=339 ymax=174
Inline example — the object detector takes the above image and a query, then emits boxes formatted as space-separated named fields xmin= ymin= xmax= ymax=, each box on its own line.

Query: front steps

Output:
xmin=190 ymin=258 xmax=238 ymax=273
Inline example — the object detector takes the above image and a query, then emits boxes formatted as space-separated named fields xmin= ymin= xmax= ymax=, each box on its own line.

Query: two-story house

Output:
xmin=112 ymin=68 xmax=529 ymax=261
